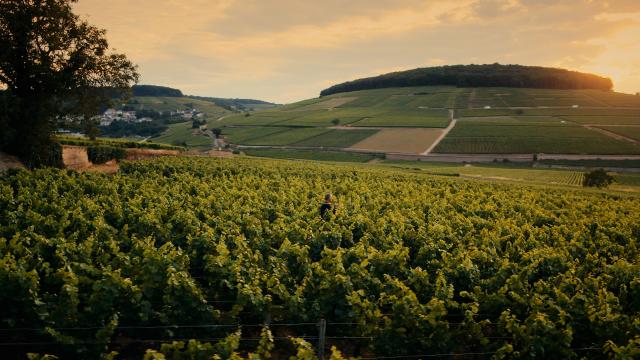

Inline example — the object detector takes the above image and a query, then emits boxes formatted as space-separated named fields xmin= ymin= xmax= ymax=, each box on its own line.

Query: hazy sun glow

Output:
xmin=74 ymin=0 xmax=640 ymax=103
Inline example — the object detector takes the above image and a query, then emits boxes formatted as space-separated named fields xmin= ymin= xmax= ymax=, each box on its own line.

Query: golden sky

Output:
xmin=74 ymin=0 xmax=640 ymax=103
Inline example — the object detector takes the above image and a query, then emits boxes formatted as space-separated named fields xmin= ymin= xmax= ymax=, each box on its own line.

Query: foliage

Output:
xmin=0 ymin=0 xmax=138 ymax=167
xmin=87 ymin=145 xmax=127 ymax=164
xmin=55 ymin=136 xmax=184 ymax=151
xmin=583 ymin=168 xmax=615 ymax=188
xmin=133 ymin=85 xmax=183 ymax=98
xmin=320 ymin=64 xmax=613 ymax=96
xmin=99 ymin=121 xmax=169 ymax=138
xmin=0 ymin=157 xmax=639 ymax=359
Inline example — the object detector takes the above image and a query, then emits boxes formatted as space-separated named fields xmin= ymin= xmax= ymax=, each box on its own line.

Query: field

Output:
xmin=1 ymin=156 xmax=639 ymax=359
xmin=598 ymin=126 xmax=640 ymax=141
xmin=214 ymin=87 xmax=640 ymax=160
xmin=433 ymin=118 xmax=640 ymax=154
xmin=244 ymin=149 xmax=380 ymax=162
xmin=151 ymin=121 xmax=213 ymax=148
xmin=350 ymin=128 xmax=444 ymax=153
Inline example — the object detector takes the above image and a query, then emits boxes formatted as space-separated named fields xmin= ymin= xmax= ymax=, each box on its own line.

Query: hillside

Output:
xmin=320 ymin=64 xmax=613 ymax=96
xmin=218 ymin=86 xmax=640 ymax=158
xmin=85 ymin=85 xmax=276 ymax=148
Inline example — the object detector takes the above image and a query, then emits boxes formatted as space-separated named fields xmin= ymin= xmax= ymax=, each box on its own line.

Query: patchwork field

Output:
xmin=214 ymin=86 xmax=640 ymax=158
xmin=351 ymin=128 xmax=444 ymax=153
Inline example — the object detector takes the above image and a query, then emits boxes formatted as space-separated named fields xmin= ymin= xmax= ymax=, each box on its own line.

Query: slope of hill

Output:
xmin=218 ymin=85 xmax=640 ymax=157
xmin=320 ymin=64 xmax=613 ymax=96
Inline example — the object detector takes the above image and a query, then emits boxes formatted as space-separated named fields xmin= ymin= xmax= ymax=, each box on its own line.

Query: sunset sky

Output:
xmin=74 ymin=0 xmax=640 ymax=103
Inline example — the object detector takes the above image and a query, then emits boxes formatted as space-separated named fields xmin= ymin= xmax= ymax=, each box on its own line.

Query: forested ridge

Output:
xmin=320 ymin=64 xmax=614 ymax=96
xmin=1 ymin=157 xmax=639 ymax=359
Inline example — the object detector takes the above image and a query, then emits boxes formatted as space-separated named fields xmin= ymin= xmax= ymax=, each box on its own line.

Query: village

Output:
xmin=98 ymin=107 xmax=204 ymax=126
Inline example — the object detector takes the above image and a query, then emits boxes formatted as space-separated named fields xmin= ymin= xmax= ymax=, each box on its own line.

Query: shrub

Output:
xmin=87 ymin=145 xmax=126 ymax=164
xmin=583 ymin=168 xmax=614 ymax=188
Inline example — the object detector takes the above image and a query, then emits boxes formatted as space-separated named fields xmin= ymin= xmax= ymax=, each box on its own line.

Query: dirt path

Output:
xmin=420 ymin=109 xmax=457 ymax=155
xmin=468 ymin=89 xmax=477 ymax=109
xmin=584 ymin=125 xmax=639 ymax=145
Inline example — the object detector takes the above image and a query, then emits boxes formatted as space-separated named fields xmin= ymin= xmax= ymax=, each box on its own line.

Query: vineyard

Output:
xmin=1 ymin=157 xmax=640 ymax=359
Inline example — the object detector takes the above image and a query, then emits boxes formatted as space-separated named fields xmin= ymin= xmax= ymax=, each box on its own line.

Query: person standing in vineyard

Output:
xmin=319 ymin=193 xmax=336 ymax=219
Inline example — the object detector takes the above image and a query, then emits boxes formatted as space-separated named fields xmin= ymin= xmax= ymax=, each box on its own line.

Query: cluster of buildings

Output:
xmin=170 ymin=109 xmax=205 ymax=120
xmin=99 ymin=109 xmax=152 ymax=126
xmin=97 ymin=108 xmax=205 ymax=127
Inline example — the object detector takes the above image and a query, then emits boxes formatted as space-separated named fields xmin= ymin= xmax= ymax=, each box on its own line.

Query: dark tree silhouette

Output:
xmin=320 ymin=64 xmax=613 ymax=96
xmin=583 ymin=169 xmax=614 ymax=188
xmin=0 ymin=0 xmax=138 ymax=167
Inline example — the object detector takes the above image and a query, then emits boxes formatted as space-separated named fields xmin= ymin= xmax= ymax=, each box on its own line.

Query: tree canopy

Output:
xmin=0 ymin=0 xmax=138 ymax=167
xmin=320 ymin=64 xmax=613 ymax=97
xmin=132 ymin=85 xmax=183 ymax=97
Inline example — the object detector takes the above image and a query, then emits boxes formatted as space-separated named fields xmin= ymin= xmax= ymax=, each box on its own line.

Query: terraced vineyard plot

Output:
xmin=383 ymin=161 xmax=587 ymax=186
xmin=598 ymin=126 xmax=640 ymax=141
xmin=271 ymin=108 xmax=379 ymax=127
xmin=221 ymin=126 xmax=290 ymax=144
xmin=218 ymin=112 xmax=291 ymax=126
xmin=459 ymin=106 xmax=640 ymax=119
xmin=293 ymin=96 xmax=357 ymax=111
xmin=293 ymin=129 xmax=379 ymax=147
xmin=245 ymin=149 xmax=379 ymax=162
xmin=152 ymin=122 xmax=212 ymax=148
xmin=560 ymin=116 xmax=640 ymax=126
xmin=352 ymin=108 xmax=450 ymax=128
xmin=240 ymin=127 xmax=331 ymax=146
xmin=434 ymin=120 xmax=640 ymax=154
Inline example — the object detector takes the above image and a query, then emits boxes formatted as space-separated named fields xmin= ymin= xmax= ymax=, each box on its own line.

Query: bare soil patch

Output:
xmin=350 ymin=128 xmax=444 ymax=154
xmin=0 ymin=152 xmax=25 ymax=170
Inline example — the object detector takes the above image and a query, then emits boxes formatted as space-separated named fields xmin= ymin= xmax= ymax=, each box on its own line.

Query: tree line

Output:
xmin=320 ymin=64 xmax=614 ymax=96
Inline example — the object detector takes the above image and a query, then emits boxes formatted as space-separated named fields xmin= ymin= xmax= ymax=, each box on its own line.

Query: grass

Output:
xmin=244 ymin=149 xmax=380 ymax=162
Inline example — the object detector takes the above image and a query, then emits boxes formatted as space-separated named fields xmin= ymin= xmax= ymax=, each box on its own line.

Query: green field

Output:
xmin=221 ymin=126 xmax=290 ymax=144
xmin=293 ymin=129 xmax=379 ymax=147
xmin=434 ymin=118 xmax=640 ymax=154
xmin=245 ymin=149 xmax=380 ymax=162
xmin=160 ymin=86 xmax=640 ymax=154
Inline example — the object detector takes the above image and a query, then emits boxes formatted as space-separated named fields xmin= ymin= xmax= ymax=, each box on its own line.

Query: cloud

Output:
xmin=74 ymin=0 xmax=640 ymax=102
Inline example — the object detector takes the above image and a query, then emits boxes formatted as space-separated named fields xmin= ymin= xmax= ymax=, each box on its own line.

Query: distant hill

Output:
xmin=132 ymin=85 xmax=183 ymax=97
xmin=320 ymin=64 xmax=613 ymax=96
